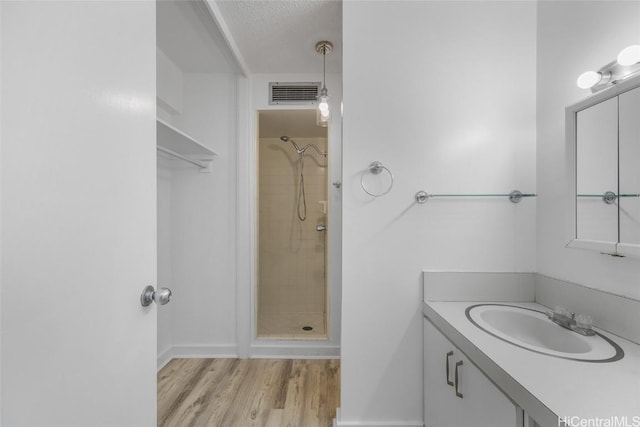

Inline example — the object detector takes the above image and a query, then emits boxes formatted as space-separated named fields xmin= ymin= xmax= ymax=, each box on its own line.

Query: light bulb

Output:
xmin=316 ymin=84 xmax=330 ymax=127
xmin=617 ymin=45 xmax=640 ymax=66
xmin=318 ymin=92 xmax=329 ymax=111
xmin=576 ymin=71 xmax=602 ymax=89
xmin=316 ymin=101 xmax=330 ymax=127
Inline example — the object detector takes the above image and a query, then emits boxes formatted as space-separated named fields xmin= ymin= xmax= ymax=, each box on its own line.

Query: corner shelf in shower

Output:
xmin=156 ymin=118 xmax=217 ymax=172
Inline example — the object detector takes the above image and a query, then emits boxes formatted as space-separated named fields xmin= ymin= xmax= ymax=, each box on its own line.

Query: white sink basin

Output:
xmin=466 ymin=304 xmax=623 ymax=362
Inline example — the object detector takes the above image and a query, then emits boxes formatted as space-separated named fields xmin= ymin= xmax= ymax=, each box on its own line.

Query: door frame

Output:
xmin=236 ymin=74 xmax=342 ymax=358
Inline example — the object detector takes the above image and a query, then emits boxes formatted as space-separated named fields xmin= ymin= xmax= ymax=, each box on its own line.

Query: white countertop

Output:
xmin=423 ymin=300 xmax=640 ymax=426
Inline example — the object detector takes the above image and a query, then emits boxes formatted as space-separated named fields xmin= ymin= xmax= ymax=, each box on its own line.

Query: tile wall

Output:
xmin=258 ymin=137 xmax=328 ymax=331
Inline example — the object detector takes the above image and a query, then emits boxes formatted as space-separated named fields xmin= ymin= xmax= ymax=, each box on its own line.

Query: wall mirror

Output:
xmin=567 ymin=74 xmax=640 ymax=258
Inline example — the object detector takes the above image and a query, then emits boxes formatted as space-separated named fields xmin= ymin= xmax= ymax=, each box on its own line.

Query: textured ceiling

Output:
xmin=215 ymin=0 xmax=342 ymax=74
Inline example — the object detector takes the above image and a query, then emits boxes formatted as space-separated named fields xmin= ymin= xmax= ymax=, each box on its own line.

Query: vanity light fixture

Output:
xmin=617 ymin=45 xmax=640 ymax=66
xmin=315 ymin=41 xmax=332 ymax=127
xmin=576 ymin=71 xmax=609 ymax=90
xmin=578 ymin=44 xmax=640 ymax=93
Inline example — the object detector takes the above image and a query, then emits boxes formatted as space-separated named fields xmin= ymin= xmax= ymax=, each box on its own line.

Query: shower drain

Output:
xmin=302 ymin=326 xmax=313 ymax=331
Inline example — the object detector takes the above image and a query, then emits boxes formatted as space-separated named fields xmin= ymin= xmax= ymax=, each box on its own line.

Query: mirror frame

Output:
xmin=566 ymin=74 xmax=640 ymax=258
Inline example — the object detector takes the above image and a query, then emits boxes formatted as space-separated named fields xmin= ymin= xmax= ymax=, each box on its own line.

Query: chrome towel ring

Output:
xmin=361 ymin=161 xmax=394 ymax=197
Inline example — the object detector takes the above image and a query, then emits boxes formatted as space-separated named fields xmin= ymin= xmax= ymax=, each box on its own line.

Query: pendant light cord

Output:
xmin=322 ymin=47 xmax=326 ymax=90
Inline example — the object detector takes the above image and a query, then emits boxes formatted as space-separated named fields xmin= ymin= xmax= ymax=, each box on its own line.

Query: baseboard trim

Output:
xmin=335 ymin=421 xmax=423 ymax=427
xmin=157 ymin=343 xmax=339 ymax=371
xmin=334 ymin=409 xmax=423 ymax=427
xmin=250 ymin=342 xmax=340 ymax=359
xmin=157 ymin=347 xmax=173 ymax=371
xmin=335 ymin=420 xmax=423 ymax=426
xmin=336 ymin=424 xmax=423 ymax=427
xmin=157 ymin=345 xmax=238 ymax=371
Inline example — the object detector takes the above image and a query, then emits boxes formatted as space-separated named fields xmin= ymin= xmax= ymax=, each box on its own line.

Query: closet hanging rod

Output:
xmin=157 ymin=146 xmax=209 ymax=170
xmin=415 ymin=190 xmax=536 ymax=204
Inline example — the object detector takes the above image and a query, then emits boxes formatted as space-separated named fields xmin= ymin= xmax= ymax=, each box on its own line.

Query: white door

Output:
xmin=1 ymin=2 xmax=157 ymax=426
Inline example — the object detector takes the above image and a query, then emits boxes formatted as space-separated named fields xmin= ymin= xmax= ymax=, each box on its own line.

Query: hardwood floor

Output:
xmin=158 ymin=358 xmax=340 ymax=427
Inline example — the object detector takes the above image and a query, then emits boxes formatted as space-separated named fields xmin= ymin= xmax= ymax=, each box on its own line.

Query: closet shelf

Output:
xmin=156 ymin=118 xmax=218 ymax=157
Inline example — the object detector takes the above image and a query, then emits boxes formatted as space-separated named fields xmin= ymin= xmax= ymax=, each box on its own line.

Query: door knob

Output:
xmin=316 ymin=224 xmax=327 ymax=232
xmin=140 ymin=285 xmax=172 ymax=307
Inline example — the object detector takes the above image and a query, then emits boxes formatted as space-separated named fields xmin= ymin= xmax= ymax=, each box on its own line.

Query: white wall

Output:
xmin=241 ymin=73 xmax=342 ymax=357
xmin=157 ymin=72 xmax=239 ymax=364
xmin=172 ymin=73 xmax=238 ymax=357
xmin=341 ymin=2 xmax=536 ymax=424
xmin=536 ymin=1 xmax=640 ymax=299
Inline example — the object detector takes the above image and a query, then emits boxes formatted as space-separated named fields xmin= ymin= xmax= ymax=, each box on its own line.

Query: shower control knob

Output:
xmin=316 ymin=224 xmax=327 ymax=232
xmin=140 ymin=285 xmax=172 ymax=307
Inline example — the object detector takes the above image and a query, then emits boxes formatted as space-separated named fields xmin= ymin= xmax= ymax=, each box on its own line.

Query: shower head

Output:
xmin=280 ymin=135 xmax=302 ymax=153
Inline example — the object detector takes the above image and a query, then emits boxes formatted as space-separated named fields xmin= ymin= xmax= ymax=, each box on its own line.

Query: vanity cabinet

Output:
xmin=424 ymin=318 xmax=519 ymax=427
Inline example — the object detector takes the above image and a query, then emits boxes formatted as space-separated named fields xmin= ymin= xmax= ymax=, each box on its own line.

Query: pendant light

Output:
xmin=315 ymin=41 xmax=333 ymax=127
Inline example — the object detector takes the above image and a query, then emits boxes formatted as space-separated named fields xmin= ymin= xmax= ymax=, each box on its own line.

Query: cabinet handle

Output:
xmin=445 ymin=351 xmax=454 ymax=386
xmin=454 ymin=360 xmax=463 ymax=399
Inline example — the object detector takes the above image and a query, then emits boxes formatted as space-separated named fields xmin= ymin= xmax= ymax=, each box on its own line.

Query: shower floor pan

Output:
xmin=258 ymin=312 xmax=327 ymax=340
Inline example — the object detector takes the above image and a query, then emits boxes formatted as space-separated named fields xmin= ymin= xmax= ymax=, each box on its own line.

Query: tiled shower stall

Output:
xmin=257 ymin=136 xmax=328 ymax=339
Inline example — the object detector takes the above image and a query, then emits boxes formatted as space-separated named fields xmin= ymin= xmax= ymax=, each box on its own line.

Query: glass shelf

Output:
xmin=577 ymin=194 xmax=640 ymax=197
xmin=428 ymin=193 xmax=537 ymax=198
xmin=415 ymin=190 xmax=536 ymax=204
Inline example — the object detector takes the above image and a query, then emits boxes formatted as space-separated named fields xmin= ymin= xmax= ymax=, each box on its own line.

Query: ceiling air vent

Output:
xmin=269 ymin=82 xmax=320 ymax=105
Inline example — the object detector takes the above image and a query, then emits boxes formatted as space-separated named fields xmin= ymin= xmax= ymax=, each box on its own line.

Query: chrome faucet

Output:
xmin=547 ymin=306 xmax=595 ymax=336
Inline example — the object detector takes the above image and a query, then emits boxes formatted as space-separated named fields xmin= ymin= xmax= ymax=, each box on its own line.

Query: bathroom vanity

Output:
xmin=424 ymin=318 xmax=518 ymax=427
xmin=422 ymin=272 xmax=640 ymax=427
